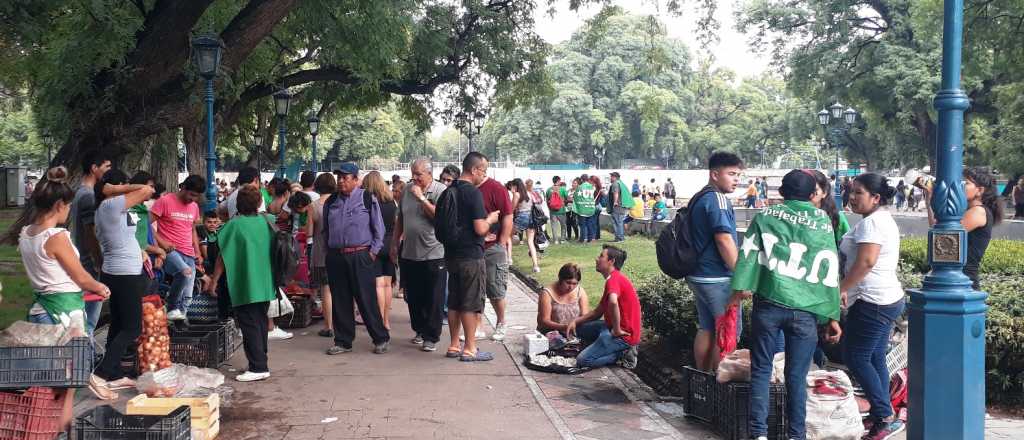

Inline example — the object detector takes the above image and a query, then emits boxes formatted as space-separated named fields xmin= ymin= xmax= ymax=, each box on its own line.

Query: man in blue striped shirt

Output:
xmin=323 ymin=162 xmax=390 ymax=355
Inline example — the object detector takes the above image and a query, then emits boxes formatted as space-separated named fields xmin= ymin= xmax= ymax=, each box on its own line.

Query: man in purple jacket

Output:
xmin=323 ymin=162 xmax=390 ymax=355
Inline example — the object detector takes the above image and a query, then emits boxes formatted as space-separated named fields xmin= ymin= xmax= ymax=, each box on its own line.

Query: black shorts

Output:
xmin=446 ymin=258 xmax=486 ymax=313
xmin=375 ymin=253 xmax=395 ymax=278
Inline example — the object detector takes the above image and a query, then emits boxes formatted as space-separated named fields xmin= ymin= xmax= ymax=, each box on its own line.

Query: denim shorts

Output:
xmin=513 ymin=211 xmax=531 ymax=232
xmin=687 ymin=279 xmax=741 ymax=333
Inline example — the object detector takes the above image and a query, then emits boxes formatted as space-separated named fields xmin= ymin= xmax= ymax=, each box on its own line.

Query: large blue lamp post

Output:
xmin=307 ymin=113 xmax=320 ymax=173
xmin=908 ymin=0 xmax=985 ymax=438
xmin=273 ymin=90 xmax=292 ymax=178
xmin=192 ymin=35 xmax=223 ymax=212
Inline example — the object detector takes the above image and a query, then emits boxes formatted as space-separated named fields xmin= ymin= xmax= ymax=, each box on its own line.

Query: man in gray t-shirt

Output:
xmin=391 ymin=159 xmax=447 ymax=350
xmin=70 ymin=155 xmax=111 ymax=337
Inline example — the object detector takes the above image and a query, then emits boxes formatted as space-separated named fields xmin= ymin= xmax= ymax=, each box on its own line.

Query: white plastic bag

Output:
xmin=715 ymin=350 xmax=786 ymax=383
xmin=267 ymin=288 xmax=294 ymax=318
xmin=805 ymin=370 xmax=863 ymax=440
xmin=136 ymin=364 xmax=225 ymax=398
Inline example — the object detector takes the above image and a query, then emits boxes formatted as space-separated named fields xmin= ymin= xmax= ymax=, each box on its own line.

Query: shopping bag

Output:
xmin=805 ymin=369 xmax=862 ymax=439
xmin=267 ymin=288 xmax=295 ymax=318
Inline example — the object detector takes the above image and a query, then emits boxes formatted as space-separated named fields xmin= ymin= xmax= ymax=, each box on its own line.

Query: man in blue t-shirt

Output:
xmin=686 ymin=151 xmax=742 ymax=371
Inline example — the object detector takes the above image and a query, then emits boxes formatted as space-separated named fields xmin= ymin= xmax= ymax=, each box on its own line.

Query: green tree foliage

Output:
xmin=477 ymin=7 xmax=817 ymax=167
xmin=737 ymin=0 xmax=1024 ymax=174
xmin=0 ymin=0 xmax=560 ymax=178
xmin=0 ymin=101 xmax=47 ymax=169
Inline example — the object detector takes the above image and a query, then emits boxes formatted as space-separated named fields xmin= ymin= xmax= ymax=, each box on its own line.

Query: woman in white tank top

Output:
xmin=2 ymin=167 xmax=116 ymax=400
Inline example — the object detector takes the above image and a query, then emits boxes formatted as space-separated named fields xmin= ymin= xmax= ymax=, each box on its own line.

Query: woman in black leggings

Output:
xmin=93 ymin=169 xmax=155 ymax=388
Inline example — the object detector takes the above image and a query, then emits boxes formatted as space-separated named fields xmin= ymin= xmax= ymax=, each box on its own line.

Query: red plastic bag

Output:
xmin=716 ymin=304 xmax=739 ymax=359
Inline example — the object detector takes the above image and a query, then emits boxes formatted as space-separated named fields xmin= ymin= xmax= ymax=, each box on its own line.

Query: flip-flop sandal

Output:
xmin=459 ymin=351 xmax=495 ymax=362
xmin=105 ymin=378 xmax=136 ymax=391
xmin=88 ymin=382 xmax=119 ymax=400
xmin=445 ymin=346 xmax=463 ymax=358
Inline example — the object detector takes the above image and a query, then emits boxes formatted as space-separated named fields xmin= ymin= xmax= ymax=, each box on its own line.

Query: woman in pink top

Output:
xmin=150 ymin=175 xmax=205 ymax=320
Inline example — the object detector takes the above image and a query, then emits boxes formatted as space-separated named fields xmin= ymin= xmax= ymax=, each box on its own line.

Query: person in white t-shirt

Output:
xmin=838 ymin=172 xmax=906 ymax=439
xmin=219 ymin=166 xmax=265 ymax=219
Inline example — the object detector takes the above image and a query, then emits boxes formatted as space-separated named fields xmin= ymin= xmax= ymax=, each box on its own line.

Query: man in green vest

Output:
xmin=607 ymin=172 xmax=635 ymax=242
xmin=572 ymin=176 xmax=597 ymax=243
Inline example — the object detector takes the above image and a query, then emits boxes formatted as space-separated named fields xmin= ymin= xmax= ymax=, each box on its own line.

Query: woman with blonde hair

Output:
xmin=362 ymin=171 xmax=399 ymax=330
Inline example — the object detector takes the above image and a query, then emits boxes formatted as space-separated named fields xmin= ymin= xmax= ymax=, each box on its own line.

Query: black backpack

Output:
xmin=263 ymin=214 xmax=299 ymax=287
xmin=655 ymin=187 xmax=714 ymax=279
xmin=434 ymin=182 xmax=463 ymax=246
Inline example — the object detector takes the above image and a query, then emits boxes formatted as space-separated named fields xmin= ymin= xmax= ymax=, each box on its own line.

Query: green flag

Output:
xmin=731 ymin=200 xmax=841 ymax=323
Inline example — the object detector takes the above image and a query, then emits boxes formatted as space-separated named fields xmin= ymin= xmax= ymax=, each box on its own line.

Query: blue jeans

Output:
xmin=576 ymin=320 xmax=631 ymax=367
xmin=84 ymin=300 xmax=102 ymax=337
xmin=749 ymin=300 xmax=818 ymax=440
xmin=611 ymin=211 xmax=626 ymax=241
xmin=164 ymin=250 xmax=197 ymax=313
xmin=578 ymin=215 xmax=593 ymax=241
xmin=843 ymin=299 xmax=905 ymax=420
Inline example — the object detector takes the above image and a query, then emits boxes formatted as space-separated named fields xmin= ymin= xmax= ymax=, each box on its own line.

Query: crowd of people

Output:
xmin=2 ymin=147 xmax=1010 ymax=440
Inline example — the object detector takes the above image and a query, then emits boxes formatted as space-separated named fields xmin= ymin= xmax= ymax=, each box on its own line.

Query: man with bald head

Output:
xmin=391 ymin=158 xmax=449 ymax=351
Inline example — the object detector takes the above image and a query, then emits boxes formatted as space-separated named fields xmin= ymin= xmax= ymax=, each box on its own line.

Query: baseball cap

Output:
xmin=338 ymin=162 xmax=360 ymax=176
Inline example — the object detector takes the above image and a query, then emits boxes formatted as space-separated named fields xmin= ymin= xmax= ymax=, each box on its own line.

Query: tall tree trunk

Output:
xmin=150 ymin=129 xmax=181 ymax=190
xmin=183 ymin=123 xmax=205 ymax=178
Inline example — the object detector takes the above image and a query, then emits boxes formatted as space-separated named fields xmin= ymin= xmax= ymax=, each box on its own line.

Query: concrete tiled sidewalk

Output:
xmin=72 ymin=270 xmax=1024 ymax=439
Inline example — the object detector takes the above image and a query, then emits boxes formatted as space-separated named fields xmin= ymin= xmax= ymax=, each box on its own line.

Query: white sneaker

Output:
xmin=235 ymin=371 xmax=270 ymax=382
xmin=491 ymin=323 xmax=507 ymax=341
xmin=458 ymin=330 xmax=488 ymax=342
xmin=166 ymin=309 xmax=186 ymax=321
xmin=268 ymin=327 xmax=293 ymax=340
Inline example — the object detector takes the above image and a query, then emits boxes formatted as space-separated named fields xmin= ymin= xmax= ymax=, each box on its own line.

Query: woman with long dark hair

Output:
xmin=840 ymin=173 xmax=905 ymax=439
xmin=92 ymin=169 xmax=154 ymax=391
xmin=507 ymin=178 xmax=541 ymax=272
xmin=808 ymin=170 xmax=850 ymax=245
xmin=925 ymin=167 xmax=1004 ymax=290
xmin=590 ymin=175 xmax=604 ymax=240
xmin=2 ymin=167 xmax=114 ymax=400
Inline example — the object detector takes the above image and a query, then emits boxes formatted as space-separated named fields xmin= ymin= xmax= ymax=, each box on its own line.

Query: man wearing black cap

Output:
xmin=730 ymin=169 xmax=842 ymax=440
xmin=323 ymin=162 xmax=390 ymax=354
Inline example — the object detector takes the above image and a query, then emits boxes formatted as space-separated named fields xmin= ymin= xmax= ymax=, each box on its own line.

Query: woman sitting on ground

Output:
xmin=537 ymin=263 xmax=589 ymax=336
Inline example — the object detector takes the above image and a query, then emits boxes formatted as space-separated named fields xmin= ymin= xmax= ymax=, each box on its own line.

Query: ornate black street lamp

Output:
xmin=273 ymin=89 xmax=292 ymax=178
xmin=307 ymin=113 xmax=320 ymax=173
xmin=817 ymin=102 xmax=857 ymax=206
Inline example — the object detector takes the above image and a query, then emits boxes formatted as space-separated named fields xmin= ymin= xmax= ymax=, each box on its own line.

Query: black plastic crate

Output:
xmin=173 ymin=320 xmax=238 ymax=365
xmin=0 ymin=337 xmax=93 ymax=390
xmin=681 ymin=366 xmax=716 ymax=424
xmin=134 ymin=329 xmax=220 ymax=372
xmin=76 ymin=404 xmax=190 ymax=440
xmin=273 ymin=295 xmax=313 ymax=329
xmin=715 ymin=380 xmax=788 ymax=440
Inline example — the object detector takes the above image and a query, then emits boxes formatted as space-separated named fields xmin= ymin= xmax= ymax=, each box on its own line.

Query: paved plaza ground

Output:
xmin=74 ymin=274 xmax=1023 ymax=439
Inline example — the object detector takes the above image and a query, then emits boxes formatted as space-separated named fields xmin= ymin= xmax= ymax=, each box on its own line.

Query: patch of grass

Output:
xmin=511 ymin=235 xmax=661 ymax=308
xmin=0 ymin=215 xmax=16 ymax=262
xmin=0 ymin=275 xmax=33 ymax=330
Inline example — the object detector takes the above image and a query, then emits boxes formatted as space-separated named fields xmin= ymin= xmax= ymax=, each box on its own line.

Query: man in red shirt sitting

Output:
xmin=566 ymin=245 xmax=642 ymax=368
